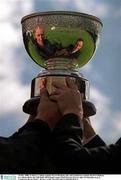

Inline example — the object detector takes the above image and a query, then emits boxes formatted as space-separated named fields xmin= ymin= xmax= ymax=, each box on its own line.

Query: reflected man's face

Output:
xmin=34 ymin=26 xmax=44 ymax=46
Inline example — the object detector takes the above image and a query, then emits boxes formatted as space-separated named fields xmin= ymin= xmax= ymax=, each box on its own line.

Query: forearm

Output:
xmin=51 ymin=114 xmax=120 ymax=173
xmin=0 ymin=119 xmax=51 ymax=173
xmin=53 ymin=113 xmax=83 ymax=144
xmin=51 ymin=113 xmax=83 ymax=172
xmin=51 ymin=142 xmax=120 ymax=173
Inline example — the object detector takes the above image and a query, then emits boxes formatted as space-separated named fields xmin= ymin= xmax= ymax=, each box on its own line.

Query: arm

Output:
xmin=0 ymin=88 xmax=61 ymax=173
xmin=52 ymin=113 xmax=121 ymax=174
xmin=82 ymin=118 xmax=106 ymax=148
xmin=50 ymin=77 xmax=121 ymax=174
xmin=0 ymin=119 xmax=51 ymax=173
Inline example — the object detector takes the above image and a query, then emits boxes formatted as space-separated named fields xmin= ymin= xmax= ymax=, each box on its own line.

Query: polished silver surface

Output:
xmin=21 ymin=11 xmax=102 ymax=69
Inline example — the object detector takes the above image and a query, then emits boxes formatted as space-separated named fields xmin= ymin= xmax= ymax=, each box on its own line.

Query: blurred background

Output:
xmin=0 ymin=0 xmax=120 ymax=144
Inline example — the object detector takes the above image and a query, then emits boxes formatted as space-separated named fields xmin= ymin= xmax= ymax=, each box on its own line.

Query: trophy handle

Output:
xmin=22 ymin=97 xmax=96 ymax=117
xmin=23 ymin=97 xmax=40 ymax=115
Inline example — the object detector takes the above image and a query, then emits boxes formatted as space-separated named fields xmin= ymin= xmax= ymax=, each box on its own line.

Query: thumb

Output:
xmin=40 ymin=87 xmax=49 ymax=99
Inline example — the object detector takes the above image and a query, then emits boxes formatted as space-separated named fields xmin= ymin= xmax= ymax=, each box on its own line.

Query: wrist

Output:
xmin=63 ymin=109 xmax=83 ymax=119
xmin=35 ymin=114 xmax=51 ymax=128
xmin=36 ymin=112 xmax=48 ymax=122
xmin=35 ymin=113 xmax=56 ymax=130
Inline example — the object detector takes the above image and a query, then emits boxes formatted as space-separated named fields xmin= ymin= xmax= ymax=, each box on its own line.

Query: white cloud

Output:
xmin=74 ymin=0 xmax=110 ymax=17
xmin=100 ymin=112 xmax=121 ymax=144
xmin=0 ymin=0 xmax=33 ymax=19
xmin=0 ymin=80 xmax=30 ymax=114
xmin=109 ymin=112 xmax=121 ymax=132
xmin=0 ymin=0 xmax=33 ymax=116
xmin=49 ymin=0 xmax=110 ymax=18
xmin=0 ymin=22 xmax=20 ymax=46
xmin=90 ymin=86 xmax=110 ymax=130
xmin=0 ymin=0 xmax=120 ymax=143
xmin=89 ymin=86 xmax=121 ymax=144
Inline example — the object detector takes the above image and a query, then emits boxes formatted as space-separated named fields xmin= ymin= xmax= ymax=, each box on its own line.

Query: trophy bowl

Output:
xmin=21 ymin=11 xmax=102 ymax=116
xmin=21 ymin=11 xmax=102 ymax=69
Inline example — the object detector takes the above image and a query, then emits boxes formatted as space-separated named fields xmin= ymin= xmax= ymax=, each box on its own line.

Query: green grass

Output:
xmin=28 ymin=39 xmax=45 ymax=68
xmin=27 ymin=28 xmax=95 ymax=68
xmin=46 ymin=28 xmax=95 ymax=67
xmin=77 ymin=30 xmax=95 ymax=67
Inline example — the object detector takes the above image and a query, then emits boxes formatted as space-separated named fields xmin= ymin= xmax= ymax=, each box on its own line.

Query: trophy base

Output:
xmin=23 ymin=97 xmax=96 ymax=117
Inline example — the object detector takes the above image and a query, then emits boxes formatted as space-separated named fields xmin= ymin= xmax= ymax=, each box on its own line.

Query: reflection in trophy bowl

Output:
xmin=21 ymin=11 xmax=103 ymax=69
xmin=21 ymin=11 xmax=102 ymax=116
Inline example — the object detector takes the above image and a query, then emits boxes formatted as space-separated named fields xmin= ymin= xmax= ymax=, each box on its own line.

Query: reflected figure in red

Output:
xmin=71 ymin=38 xmax=84 ymax=54
xmin=54 ymin=38 xmax=84 ymax=57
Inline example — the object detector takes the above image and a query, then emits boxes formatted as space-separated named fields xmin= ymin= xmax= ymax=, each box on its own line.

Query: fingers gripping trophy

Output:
xmin=21 ymin=11 xmax=103 ymax=117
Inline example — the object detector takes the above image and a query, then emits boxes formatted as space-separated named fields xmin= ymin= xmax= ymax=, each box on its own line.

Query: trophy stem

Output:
xmin=44 ymin=58 xmax=78 ymax=71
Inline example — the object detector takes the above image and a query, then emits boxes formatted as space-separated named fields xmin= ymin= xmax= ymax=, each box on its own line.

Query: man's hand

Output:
xmin=50 ymin=77 xmax=83 ymax=119
xmin=36 ymin=88 xmax=61 ymax=129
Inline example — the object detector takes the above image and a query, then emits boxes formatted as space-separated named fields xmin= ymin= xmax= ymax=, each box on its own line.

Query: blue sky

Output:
xmin=0 ymin=0 xmax=121 ymax=144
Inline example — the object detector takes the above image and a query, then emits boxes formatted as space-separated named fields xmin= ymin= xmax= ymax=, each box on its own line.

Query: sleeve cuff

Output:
xmin=83 ymin=135 xmax=106 ymax=148
xmin=82 ymin=134 xmax=97 ymax=145
xmin=53 ymin=113 xmax=83 ymax=136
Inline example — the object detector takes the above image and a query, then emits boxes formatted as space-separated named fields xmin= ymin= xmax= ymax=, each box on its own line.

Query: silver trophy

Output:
xmin=21 ymin=11 xmax=102 ymax=117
